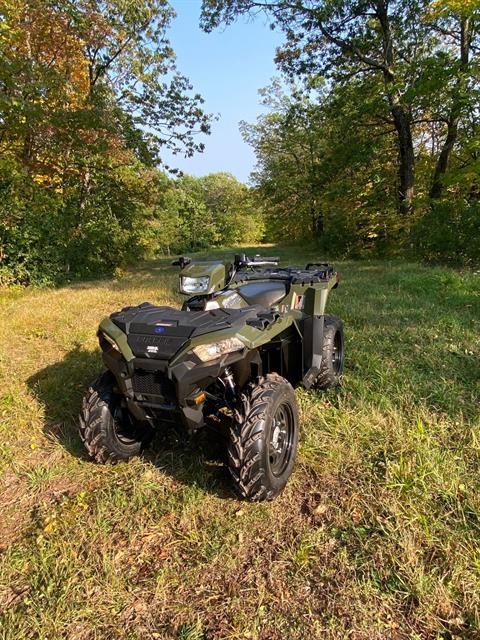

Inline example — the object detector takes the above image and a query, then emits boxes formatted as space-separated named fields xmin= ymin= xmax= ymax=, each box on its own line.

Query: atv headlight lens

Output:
xmin=181 ymin=276 xmax=210 ymax=294
xmin=192 ymin=337 xmax=244 ymax=362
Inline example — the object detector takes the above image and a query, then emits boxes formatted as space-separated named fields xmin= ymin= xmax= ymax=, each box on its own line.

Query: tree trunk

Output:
xmin=376 ymin=2 xmax=415 ymax=216
xmin=77 ymin=168 xmax=91 ymax=227
xmin=430 ymin=16 xmax=471 ymax=200
xmin=430 ymin=117 xmax=459 ymax=199
xmin=312 ymin=204 xmax=323 ymax=236
xmin=20 ymin=6 xmax=34 ymax=173
xmin=391 ymin=103 xmax=415 ymax=216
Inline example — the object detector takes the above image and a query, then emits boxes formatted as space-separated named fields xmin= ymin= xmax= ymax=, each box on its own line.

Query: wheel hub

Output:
xmin=272 ymin=423 xmax=282 ymax=450
xmin=268 ymin=404 xmax=294 ymax=476
xmin=332 ymin=329 xmax=343 ymax=373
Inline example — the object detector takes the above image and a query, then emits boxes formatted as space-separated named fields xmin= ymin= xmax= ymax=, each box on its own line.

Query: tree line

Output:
xmin=1 ymin=1 xmax=479 ymax=286
xmin=0 ymin=1 xmax=262 ymax=285
xmin=203 ymin=0 xmax=480 ymax=263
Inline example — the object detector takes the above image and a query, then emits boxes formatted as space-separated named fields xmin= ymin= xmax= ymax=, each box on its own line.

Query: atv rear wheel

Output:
xmin=228 ymin=373 xmax=299 ymax=501
xmin=313 ymin=315 xmax=344 ymax=390
xmin=79 ymin=371 xmax=152 ymax=463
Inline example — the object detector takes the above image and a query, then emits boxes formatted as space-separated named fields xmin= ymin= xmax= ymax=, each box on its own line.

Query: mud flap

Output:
xmin=302 ymin=315 xmax=324 ymax=389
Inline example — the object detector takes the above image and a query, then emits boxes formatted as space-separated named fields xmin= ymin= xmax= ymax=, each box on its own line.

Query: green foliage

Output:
xmin=241 ymin=71 xmax=480 ymax=262
xmin=0 ymin=0 xmax=216 ymax=285
xmin=241 ymin=81 xmax=404 ymax=256
xmin=202 ymin=0 xmax=480 ymax=265
xmin=0 ymin=160 xmax=264 ymax=284
xmin=0 ymin=1 xmax=265 ymax=285
xmin=0 ymin=157 xmax=166 ymax=285
xmin=172 ymin=172 xmax=264 ymax=250
xmin=242 ymin=82 xmax=329 ymax=241
xmin=414 ymin=201 xmax=480 ymax=265
xmin=168 ymin=184 xmax=219 ymax=252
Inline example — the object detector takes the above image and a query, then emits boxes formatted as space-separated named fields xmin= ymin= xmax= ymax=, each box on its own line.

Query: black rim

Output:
xmin=113 ymin=404 xmax=141 ymax=445
xmin=268 ymin=402 xmax=295 ymax=477
xmin=332 ymin=329 xmax=343 ymax=374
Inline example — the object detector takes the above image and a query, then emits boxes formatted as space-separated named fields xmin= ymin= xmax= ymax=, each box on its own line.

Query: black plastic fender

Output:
xmin=301 ymin=315 xmax=324 ymax=389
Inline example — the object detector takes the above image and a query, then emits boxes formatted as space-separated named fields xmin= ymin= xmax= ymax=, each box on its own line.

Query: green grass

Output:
xmin=0 ymin=246 xmax=479 ymax=639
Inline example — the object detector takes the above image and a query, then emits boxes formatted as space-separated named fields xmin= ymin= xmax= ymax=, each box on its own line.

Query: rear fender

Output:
xmin=299 ymin=273 xmax=338 ymax=316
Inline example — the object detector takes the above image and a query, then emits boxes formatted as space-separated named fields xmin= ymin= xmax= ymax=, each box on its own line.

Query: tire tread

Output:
xmin=313 ymin=315 xmax=344 ymax=390
xmin=227 ymin=373 xmax=298 ymax=501
xmin=79 ymin=371 xmax=146 ymax=464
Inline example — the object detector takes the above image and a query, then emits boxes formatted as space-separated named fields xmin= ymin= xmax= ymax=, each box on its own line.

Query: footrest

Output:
xmin=246 ymin=311 xmax=280 ymax=330
xmin=302 ymin=366 xmax=320 ymax=390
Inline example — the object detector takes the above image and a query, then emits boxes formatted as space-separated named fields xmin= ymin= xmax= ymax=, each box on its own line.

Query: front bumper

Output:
xmin=101 ymin=346 xmax=246 ymax=430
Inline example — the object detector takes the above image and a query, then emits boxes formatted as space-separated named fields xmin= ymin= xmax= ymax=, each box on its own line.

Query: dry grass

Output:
xmin=0 ymin=247 xmax=479 ymax=639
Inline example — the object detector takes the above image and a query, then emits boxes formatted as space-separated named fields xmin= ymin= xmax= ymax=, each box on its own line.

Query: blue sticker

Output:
xmin=154 ymin=326 xmax=166 ymax=334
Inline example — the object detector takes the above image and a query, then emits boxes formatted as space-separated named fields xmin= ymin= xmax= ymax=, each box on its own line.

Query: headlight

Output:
xmin=181 ymin=276 xmax=210 ymax=294
xmin=192 ymin=337 xmax=244 ymax=362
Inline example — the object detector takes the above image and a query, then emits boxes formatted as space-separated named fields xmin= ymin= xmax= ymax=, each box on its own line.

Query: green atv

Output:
xmin=80 ymin=254 xmax=344 ymax=501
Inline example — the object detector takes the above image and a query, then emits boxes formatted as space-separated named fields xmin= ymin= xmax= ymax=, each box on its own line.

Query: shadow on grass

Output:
xmin=147 ymin=428 xmax=234 ymax=500
xmin=27 ymin=346 xmax=233 ymax=498
xmin=27 ymin=346 xmax=103 ymax=460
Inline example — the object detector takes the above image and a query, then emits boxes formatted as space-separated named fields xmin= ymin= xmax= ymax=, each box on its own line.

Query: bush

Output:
xmin=0 ymin=160 xmax=266 ymax=286
xmin=413 ymin=202 xmax=480 ymax=266
xmin=0 ymin=160 xmax=159 ymax=285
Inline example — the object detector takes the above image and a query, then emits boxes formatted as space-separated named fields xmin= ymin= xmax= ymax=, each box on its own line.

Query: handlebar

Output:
xmin=253 ymin=255 xmax=280 ymax=263
xmin=172 ymin=256 xmax=192 ymax=268
xmin=234 ymin=253 xmax=280 ymax=268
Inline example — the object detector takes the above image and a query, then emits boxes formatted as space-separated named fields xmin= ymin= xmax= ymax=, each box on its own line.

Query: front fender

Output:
xmin=98 ymin=317 xmax=135 ymax=362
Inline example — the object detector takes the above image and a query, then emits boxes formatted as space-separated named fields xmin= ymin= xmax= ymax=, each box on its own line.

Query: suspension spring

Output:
xmin=222 ymin=366 xmax=236 ymax=403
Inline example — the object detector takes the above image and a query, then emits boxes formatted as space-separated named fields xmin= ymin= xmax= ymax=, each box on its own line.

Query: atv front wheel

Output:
xmin=313 ymin=315 xmax=344 ymax=390
xmin=79 ymin=371 xmax=152 ymax=463
xmin=228 ymin=373 xmax=299 ymax=501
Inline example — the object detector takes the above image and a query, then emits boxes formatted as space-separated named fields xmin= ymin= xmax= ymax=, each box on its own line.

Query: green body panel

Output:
xmin=214 ymin=289 xmax=249 ymax=308
xmin=170 ymin=273 xmax=339 ymax=364
xmin=179 ymin=261 xmax=226 ymax=295
xmin=169 ymin=312 xmax=302 ymax=366
xmin=98 ymin=264 xmax=339 ymax=368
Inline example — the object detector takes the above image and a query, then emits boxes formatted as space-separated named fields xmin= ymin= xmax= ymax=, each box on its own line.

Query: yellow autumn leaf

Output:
xmin=431 ymin=0 xmax=480 ymax=16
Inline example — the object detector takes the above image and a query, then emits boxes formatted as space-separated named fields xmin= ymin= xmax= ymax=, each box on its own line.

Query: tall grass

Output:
xmin=0 ymin=248 xmax=479 ymax=639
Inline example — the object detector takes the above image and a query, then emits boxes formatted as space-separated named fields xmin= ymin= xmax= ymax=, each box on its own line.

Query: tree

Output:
xmin=194 ymin=172 xmax=264 ymax=244
xmin=241 ymin=81 xmax=329 ymax=239
xmin=0 ymin=0 xmax=211 ymax=172
xmin=202 ymin=0 xmax=480 ymax=266
xmin=201 ymin=0 xmax=435 ymax=217
xmin=167 ymin=179 xmax=219 ymax=251
xmin=169 ymin=173 xmax=264 ymax=249
xmin=0 ymin=0 xmax=213 ymax=283
xmin=428 ymin=0 xmax=480 ymax=198
xmin=242 ymin=79 xmax=400 ymax=251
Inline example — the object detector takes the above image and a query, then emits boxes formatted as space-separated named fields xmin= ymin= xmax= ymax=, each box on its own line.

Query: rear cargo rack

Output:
xmin=232 ymin=265 xmax=335 ymax=285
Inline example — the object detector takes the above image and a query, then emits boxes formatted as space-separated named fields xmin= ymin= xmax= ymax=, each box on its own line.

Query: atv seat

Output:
xmin=237 ymin=281 xmax=287 ymax=308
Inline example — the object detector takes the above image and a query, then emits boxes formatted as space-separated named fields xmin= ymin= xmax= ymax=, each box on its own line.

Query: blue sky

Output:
xmin=163 ymin=0 xmax=284 ymax=182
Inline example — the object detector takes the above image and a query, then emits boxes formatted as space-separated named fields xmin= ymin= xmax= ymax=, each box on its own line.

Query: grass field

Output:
xmin=1 ymin=246 xmax=479 ymax=640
